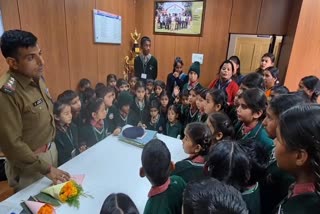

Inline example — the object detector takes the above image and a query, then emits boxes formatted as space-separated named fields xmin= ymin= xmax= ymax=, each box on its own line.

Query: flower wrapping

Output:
xmin=41 ymin=180 xmax=84 ymax=208
xmin=25 ymin=201 xmax=55 ymax=214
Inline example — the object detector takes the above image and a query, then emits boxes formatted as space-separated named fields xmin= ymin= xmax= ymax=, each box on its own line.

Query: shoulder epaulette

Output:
xmin=0 ymin=74 xmax=16 ymax=95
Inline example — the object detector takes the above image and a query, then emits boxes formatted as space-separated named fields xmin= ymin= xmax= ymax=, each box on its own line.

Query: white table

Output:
xmin=0 ymin=132 xmax=187 ymax=214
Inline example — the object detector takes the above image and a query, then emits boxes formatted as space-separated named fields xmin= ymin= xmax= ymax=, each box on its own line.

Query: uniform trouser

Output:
xmin=5 ymin=142 xmax=58 ymax=192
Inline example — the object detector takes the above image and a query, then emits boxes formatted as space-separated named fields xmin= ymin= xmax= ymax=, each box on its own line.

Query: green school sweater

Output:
xmin=130 ymin=98 xmax=150 ymax=125
xmin=165 ymin=121 xmax=182 ymax=138
xmin=55 ymin=123 xmax=79 ymax=166
xmin=115 ymin=110 xmax=139 ymax=128
xmin=171 ymin=160 xmax=206 ymax=183
xmin=79 ymin=123 xmax=107 ymax=147
xmin=104 ymin=105 xmax=120 ymax=134
xmin=242 ymin=182 xmax=261 ymax=214
xmin=134 ymin=55 xmax=158 ymax=81
xmin=144 ymin=175 xmax=186 ymax=214
xmin=277 ymin=193 xmax=320 ymax=214
xmin=260 ymin=160 xmax=295 ymax=214
xmin=235 ymin=121 xmax=274 ymax=155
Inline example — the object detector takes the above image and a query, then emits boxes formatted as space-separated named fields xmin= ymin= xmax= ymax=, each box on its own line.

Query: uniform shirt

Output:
xmin=260 ymin=158 xmax=295 ymax=214
xmin=104 ymin=105 xmax=120 ymax=134
xmin=242 ymin=182 xmax=261 ymax=214
xmin=0 ymin=71 xmax=55 ymax=174
xmin=171 ymin=156 xmax=206 ymax=183
xmin=79 ymin=123 xmax=107 ymax=148
xmin=277 ymin=183 xmax=320 ymax=214
xmin=134 ymin=55 xmax=158 ymax=81
xmin=146 ymin=115 xmax=166 ymax=134
xmin=130 ymin=98 xmax=150 ymax=125
xmin=55 ymin=123 xmax=79 ymax=166
xmin=235 ymin=121 xmax=274 ymax=156
xmin=164 ymin=121 xmax=182 ymax=138
xmin=144 ymin=175 xmax=186 ymax=214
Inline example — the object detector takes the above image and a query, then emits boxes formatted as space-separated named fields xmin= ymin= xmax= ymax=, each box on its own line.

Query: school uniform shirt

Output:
xmin=134 ymin=54 xmax=158 ymax=81
xmin=260 ymin=150 xmax=295 ymax=214
xmin=165 ymin=121 xmax=182 ymax=138
xmin=72 ymin=111 xmax=84 ymax=128
xmin=171 ymin=156 xmax=206 ymax=183
xmin=144 ymin=175 xmax=186 ymax=214
xmin=160 ymin=107 xmax=168 ymax=122
xmin=242 ymin=182 xmax=261 ymax=214
xmin=104 ymin=105 xmax=120 ymax=134
xmin=115 ymin=110 xmax=139 ymax=128
xmin=208 ymin=78 xmax=239 ymax=105
xmin=234 ymin=121 xmax=274 ymax=156
xmin=131 ymin=98 xmax=150 ymax=126
xmin=79 ymin=122 xmax=107 ymax=148
xmin=55 ymin=123 xmax=79 ymax=166
xmin=179 ymin=104 xmax=188 ymax=126
xmin=197 ymin=113 xmax=207 ymax=123
xmin=146 ymin=114 xmax=166 ymax=134
xmin=183 ymin=106 xmax=200 ymax=127
xmin=182 ymin=81 xmax=203 ymax=92
xmin=276 ymin=183 xmax=320 ymax=214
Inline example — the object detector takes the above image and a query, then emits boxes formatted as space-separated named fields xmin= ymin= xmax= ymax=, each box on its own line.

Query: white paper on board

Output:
xmin=192 ymin=53 xmax=204 ymax=64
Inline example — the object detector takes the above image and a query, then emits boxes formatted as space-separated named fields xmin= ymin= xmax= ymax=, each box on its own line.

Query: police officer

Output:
xmin=0 ymin=30 xmax=70 ymax=191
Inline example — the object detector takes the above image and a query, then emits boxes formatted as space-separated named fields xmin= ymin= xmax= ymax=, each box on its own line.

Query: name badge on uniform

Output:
xmin=33 ymin=98 xmax=44 ymax=107
xmin=141 ymin=73 xmax=147 ymax=79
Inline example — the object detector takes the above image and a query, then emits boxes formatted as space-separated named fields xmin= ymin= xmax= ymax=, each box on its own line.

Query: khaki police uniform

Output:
xmin=0 ymin=70 xmax=57 ymax=191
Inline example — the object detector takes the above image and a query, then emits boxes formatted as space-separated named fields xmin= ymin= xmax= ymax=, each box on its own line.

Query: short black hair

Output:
xmin=95 ymin=86 xmax=114 ymax=99
xmin=100 ymin=193 xmax=139 ymax=214
xmin=141 ymin=139 xmax=171 ymax=186
xmin=205 ymin=140 xmax=250 ymax=191
xmin=79 ymin=78 xmax=91 ymax=89
xmin=300 ymin=75 xmax=319 ymax=91
xmin=206 ymin=89 xmax=228 ymax=112
xmin=149 ymin=99 xmax=160 ymax=110
xmin=57 ymin=90 xmax=78 ymax=104
xmin=183 ymin=178 xmax=248 ymax=214
xmin=134 ymin=80 xmax=146 ymax=91
xmin=1 ymin=29 xmax=37 ymax=59
xmin=239 ymin=139 xmax=269 ymax=185
xmin=207 ymin=112 xmax=234 ymax=139
xmin=185 ymin=122 xmax=212 ymax=157
xmin=241 ymin=72 xmax=264 ymax=90
xmin=140 ymin=36 xmax=151 ymax=47
xmin=116 ymin=78 xmax=129 ymax=88
xmin=53 ymin=100 xmax=70 ymax=117
xmin=238 ymin=88 xmax=267 ymax=116
xmin=82 ymin=87 xmax=96 ymax=105
xmin=269 ymin=94 xmax=305 ymax=117
xmin=84 ymin=97 xmax=104 ymax=124
xmin=271 ymin=85 xmax=289 ymax=96
xmin=154 ymin=80 xmax=166 ymax=90
xmin=229 ymin=55 xmax=241 ymax=76
xmin=95 ymin=82 xmax=106 ymax=91
xmin=146 ymin=79 xmax=154 ymax=85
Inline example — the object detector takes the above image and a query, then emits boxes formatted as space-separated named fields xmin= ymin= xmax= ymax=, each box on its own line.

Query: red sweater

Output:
xmin=208 ymin=79 xmax=239 ymax=105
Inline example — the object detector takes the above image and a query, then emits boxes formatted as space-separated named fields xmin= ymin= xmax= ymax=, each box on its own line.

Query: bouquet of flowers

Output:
xmin=41 ymin=180 xmax=84 ymax=208
xmin=24 ymin=201 xmax=55 ymax=214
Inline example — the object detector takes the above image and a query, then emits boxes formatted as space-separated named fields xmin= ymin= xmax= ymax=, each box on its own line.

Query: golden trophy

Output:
xmin=123 ymin=29 xmax=141 ymax=80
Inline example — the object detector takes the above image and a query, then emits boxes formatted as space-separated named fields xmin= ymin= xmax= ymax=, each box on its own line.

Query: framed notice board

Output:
xmin=93 ymin=9 xmax=122 ymax=44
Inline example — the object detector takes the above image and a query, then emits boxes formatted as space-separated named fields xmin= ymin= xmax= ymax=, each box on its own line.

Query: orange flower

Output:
xmin=59 ymin=181 xmax=79 ymax=202
xmin=38 ymin=204 xmax=54 ymax=214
